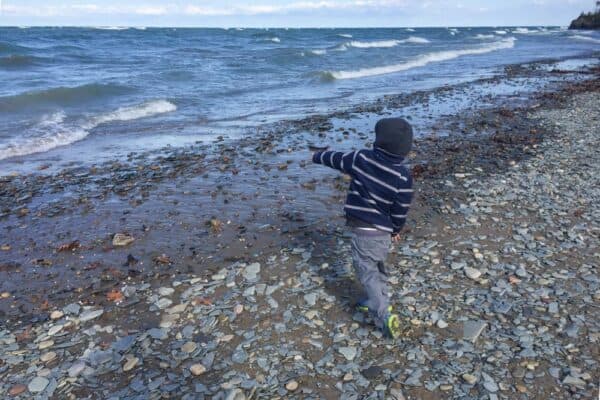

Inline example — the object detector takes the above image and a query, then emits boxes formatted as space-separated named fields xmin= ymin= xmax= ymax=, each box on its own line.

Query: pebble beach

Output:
xmin=0 ymin=61 xmax=599 ymax=399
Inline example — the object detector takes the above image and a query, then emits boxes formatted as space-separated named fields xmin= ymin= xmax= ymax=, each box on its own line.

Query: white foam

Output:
xmin=0 ymin=100 xmax=177 ymax=160
xmin=400 ymin=36 xmax=431 ymax=44
xmin=475 ymin=34 xmax=496 ymax=40
xmin=338 ymin=33 xmax=353 ymax=38
xmin=448 ymin=28 xmax=459 ymax=33
xmin=0 ymin=112 xmax=88 ymax=160
xmin=348 ymin=40 xmax=400 ymax=48
xmin=92 ymin=100 xmax=177 ymax=126
xmin=328 ymin=38 xmax=516 ymax=80
xmin=309 ymin=49 xmax=327 ymax=55
xmin=513 ymin=27 xmax=533 ymax=34
xmin=94 ymin=26 xmax=129 ymax=30
xmin=346 ymin=37 xmax=429 ymax=48
xmin=267 ymin=37 xmax=281 ymax=43
xmin=406 ymin=28 xmax=416 ymax=32
xmin=494 ymin=30 xmax=507 ymax=35
xmin=570 ymin=35 xmax=600 ymax=44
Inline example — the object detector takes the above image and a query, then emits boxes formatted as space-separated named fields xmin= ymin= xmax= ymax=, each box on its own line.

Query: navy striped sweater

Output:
xmin=313 ymin=147 xmax=413 ymax=234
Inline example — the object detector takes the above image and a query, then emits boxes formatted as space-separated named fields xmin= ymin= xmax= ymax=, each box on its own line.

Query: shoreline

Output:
xmin=0 ymin=56 xmax=598 ymax=399
xmin=1 ymin=52 xmax=598 ymax=174
xmin=0 ymin=56 xmax=598 ymax=319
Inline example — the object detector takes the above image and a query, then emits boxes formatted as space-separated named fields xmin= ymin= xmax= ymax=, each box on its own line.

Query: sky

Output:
xmin=0 ymin=0 xmax=596 ymax=27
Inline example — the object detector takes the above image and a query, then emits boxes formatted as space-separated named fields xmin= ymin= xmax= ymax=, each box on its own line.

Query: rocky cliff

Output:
xmin=569 ymin=11 xmax=600 ymax=29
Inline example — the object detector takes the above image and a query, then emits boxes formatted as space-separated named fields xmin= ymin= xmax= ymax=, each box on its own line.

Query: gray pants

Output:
xmin=351 ymin=229 xmax=391 ymax=328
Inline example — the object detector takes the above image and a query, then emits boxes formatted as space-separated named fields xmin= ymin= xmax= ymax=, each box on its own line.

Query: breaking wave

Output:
xmin=346 ymin=36 xmax=430 ymax=48
xmin=322 ymin=37 xmax=516 ymax=80
xmin=348 ymin=40 xmax=400 ymax=48
xmin=337 ymin=33 xmax=353 ymax=38
xmin=570 ymin=35 xmax=600 ymax=44
xmin=91 ymin=100 xmax=177 ymax=125
xmin=401 ymin=36 xmax=430 ymax=44
xmin=0 ymin=100 xmax=177 ymax=160
xmin=475 ymin=34 xmax=496 ymax=40
xmin=93 ymin=26 xmax=130 ymax=30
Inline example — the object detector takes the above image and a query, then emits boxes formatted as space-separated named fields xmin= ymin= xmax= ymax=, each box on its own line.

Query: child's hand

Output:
xmin=392 ymin=233 xmax=402 ymax=243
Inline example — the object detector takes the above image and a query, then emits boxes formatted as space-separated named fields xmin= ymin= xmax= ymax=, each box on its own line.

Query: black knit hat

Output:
xmin=374 ymin=118 xmax=413 ymax=157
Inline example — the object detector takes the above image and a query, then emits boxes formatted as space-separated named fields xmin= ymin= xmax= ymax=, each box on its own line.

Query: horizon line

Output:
xmin=0 ymin=24 xmax=565 ymax=29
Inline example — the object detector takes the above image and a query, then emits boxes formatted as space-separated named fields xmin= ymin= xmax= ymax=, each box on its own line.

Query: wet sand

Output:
xmin=0 ymin=56 xmax=599 ymax=399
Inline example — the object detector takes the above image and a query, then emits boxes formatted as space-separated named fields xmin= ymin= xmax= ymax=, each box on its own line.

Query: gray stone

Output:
xmin=158 ymin=287 xmax=175 ymax=296
xmin=112 ymin=335 xmax=137 ymax=353
xmin=304 ymin=292 xmax=317 ymax=306
xmin=243 ymin=263 xmax=261 ymax=280
xmin=232 ymin=349 xmax=248 ymax=364
xmin=404 ymin=369 xmax=423 ymax=386
xmin=463 ymin=320 xmax=486 ymax=342
xmin=225 ymin=388 xmax=246 ymax=400
xmin=464 ymin=267 xmax=482 ymax=280
xmin=562 ymin=375 xmax=586 ymax=387
xmin=338 ymin=346 xmax=357 ymax=361
xmin=28 ymin=377 xmax=49 ymax=393
xmin=155 ymin=298 xmax=173 ymax=309
xmin=68 ymin=362 xmax=86 ymax=378
xmin=79 ymin=308 xmax=104 ymax=322
xmin=148 ymin=328 xmax=169 ymax=340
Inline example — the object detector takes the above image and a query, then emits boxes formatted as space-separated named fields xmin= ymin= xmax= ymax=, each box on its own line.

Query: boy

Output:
xmin=312 ymin=118 xmax=413 ymax=339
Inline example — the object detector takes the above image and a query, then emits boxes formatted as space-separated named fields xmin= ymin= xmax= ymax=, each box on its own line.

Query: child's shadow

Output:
xmin=304 ymin=228 xmax=364 ymax=314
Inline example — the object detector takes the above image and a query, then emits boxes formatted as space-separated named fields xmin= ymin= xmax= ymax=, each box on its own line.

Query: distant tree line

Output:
xmin=569 ymin=3 xmax=600 ymax=29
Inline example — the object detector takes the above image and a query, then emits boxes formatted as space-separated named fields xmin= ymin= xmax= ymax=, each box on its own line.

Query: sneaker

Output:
xmin=355 ymin=298 xmax=392 ymax=313
xmin=382 ymin=313 xmax=402 ymax=339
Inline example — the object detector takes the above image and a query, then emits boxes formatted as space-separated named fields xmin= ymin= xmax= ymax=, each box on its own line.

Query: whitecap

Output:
xmin=399 ymin=36 xmax=430 ymax=44
xmin=0 ymin=100 xmax=177 ymax=160
xmin=91 ymin=100 xmax=177 ymax=126
xmin=337 ymin=33 xmax=353 ymax=38
xmin=570 ymin=35 xmax=600 ymax=44
xmin=93 ymin=26 xmax=129 ymax=30
xmin=513 ymin=27 xmax=533 ymax=34
xmin=325 ymin=38 xmax=516 ymax=80
xmin=348 ymin=40 xmax=401 ymax=48
xmin=475 ymin=34 xmax=496 ymax=40
xmin=0 ymin=112 xmax=88 ymax=160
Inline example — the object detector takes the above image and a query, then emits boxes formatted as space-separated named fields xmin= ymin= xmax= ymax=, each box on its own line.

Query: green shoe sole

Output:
xmin=356 ymin=304 xmax=393 ymax=313
xmin=384 ymin=314 xmax=402 ymax=339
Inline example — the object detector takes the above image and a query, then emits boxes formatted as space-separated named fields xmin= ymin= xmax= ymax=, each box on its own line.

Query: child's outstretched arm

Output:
xmin=312 ymin=150 xmax=356 ymax=175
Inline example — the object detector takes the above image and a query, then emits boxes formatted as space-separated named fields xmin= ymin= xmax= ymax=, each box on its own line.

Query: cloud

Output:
xmin=2 ymin=1 xmax=412 ymax=17
xmin=135 ymin=6 xmax=168 ymax=16
xmin=183 ymin=1 xmax=409 ymax=16
xmin=1 ymin=3 xmax=167 ymax=17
